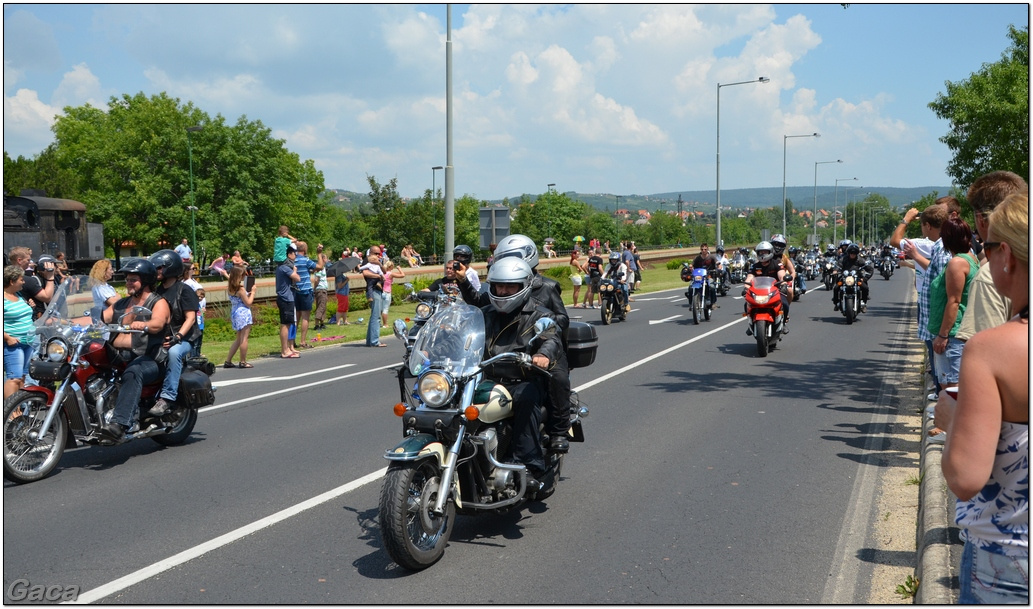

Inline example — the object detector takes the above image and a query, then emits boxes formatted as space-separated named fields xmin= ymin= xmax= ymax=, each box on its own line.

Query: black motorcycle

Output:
xmin=836 ymin=269 xmax=866 ymax=324
xmin=599 ymin=277 xmax=628 ymax=324
xmin=879 ymin=256 xmax=895 ymax=280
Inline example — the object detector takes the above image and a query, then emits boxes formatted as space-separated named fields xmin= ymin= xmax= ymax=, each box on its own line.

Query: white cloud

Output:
xmin=3 ymin=88 xmax=60 ymax=153
xmin=52 ymin=63 xmax=107 ymax=109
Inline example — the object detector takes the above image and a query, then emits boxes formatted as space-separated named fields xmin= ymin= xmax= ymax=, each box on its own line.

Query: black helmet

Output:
xmin=452 ymin=244 xmax=473 ymax=265
xmin=715 ymin=246 xmax=725 ymax=254
xmin=846 ymin=244 xmax=860 ymax=257
xmin=120 ymin=258 xmax=158 ymax=289
xmin=149 ymin=249 xmax=184 ymax=280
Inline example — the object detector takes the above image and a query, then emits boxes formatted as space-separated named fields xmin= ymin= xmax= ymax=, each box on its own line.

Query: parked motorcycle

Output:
xmin=2 ymin=279 xmax=214 ymax=484
xmin=381 ymin=304 xmax=594 ymax=570
xmin=599 ymin=277 xmax=628 ymax=324
xmin=743 ymin=277 xmax=787 ymax=357
xmin=836 ymin=269 xmax=867 ymax=324
xmin=879 ymin=256 xmax=895 ymax=280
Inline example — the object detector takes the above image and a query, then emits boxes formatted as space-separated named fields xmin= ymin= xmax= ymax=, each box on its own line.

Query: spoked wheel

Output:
xmin=703 ymin=295 xmax=712 ymax=321
xmin=601 ymin=298 xmax=612 ymax=325
xmin=692 ymin=292 xmax=702 ymax=325
xmin=755 ymin=320 xmax=769 ymax=357
xmin=379 ymin=460 xmax=454 ymax=571
xmin=844 ymin=296 xmax=856 ymax=324
xmin=151 ymin=408 xmax=198 ymax=446
xmin=3 ymin=391 xmax=67 ymax=484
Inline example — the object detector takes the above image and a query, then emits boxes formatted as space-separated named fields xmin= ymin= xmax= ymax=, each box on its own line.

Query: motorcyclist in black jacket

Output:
xmin=832 ymin=243 xmax=874 ymax=312
xmin=479 ymin=257 xmax=564 ymax=483
xmin=455 ymin=234 xmax=572 ymax=453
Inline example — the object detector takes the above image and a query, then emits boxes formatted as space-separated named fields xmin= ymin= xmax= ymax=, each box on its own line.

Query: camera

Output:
xmin=452 ymin=261 xmax=462 ymax=271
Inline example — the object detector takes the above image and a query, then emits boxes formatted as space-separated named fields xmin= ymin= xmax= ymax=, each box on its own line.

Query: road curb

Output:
xmin=915 ymin=403 xmax=960 ymax=604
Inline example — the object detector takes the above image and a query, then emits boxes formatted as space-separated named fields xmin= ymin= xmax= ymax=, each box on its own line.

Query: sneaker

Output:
xmin=927 ymin=392 xmax=939 ymax=402
xmin=925 ymin=404 xmax=936 ymax=419
xmin=148 ymin=398 xmax=171 ymax=417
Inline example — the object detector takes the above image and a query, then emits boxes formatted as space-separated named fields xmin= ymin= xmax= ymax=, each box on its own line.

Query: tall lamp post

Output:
xmin=546 ymin=183 xmax=556 ymax=239
xmin=782 ymin=132 xmax=819 ymax=235
xmin=186 ymin=125 xmax=203 ymax=256
xmin=716 ymin=76 xmax=769 ymax=247
xmin=833 ymin=177 xmax=857 ymax=244
xmin=813 ymin=159 xmax=842 ymax=246
xmin=432 ymin=166 xmax=443 ymax=261
xmin=872 ymin=209 xmax=886 ymax=244
xmin=615 ymin=195 xmax=622 ymax=244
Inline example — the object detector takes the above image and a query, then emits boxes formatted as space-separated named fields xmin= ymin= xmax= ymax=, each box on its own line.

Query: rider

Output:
xmin=423 ymin=259 xmax=462 ymax=293
xmin=832 ymin=243 xmax=874 ymax=312
xmin=743 ymin=241 xmax=790 ymax=332
xmin=98 ymin=259 xmax=172 ymax=442
xmin=605 ymin=251 xmax=630 ymax=311
xmin=715 ymin=246 xmax=731 ymax=289
xmin=691 ymin=243 xmax=719 ymax=308
xmin=770 ymin=234 xmax=798 ymax=299
xmin=146 ymin=250 xmax=200 ymax=417
xmin=456 ymin=234 xmax=572 ymax=453
xmin=451 ymin=244 xmax=481 ymax=291
xmin=479 ymin=257 xmax=563 ymax=488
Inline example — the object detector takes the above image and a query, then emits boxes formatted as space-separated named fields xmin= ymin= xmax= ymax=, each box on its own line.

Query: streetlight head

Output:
xmin=758 ymin=77 xmax=770 ymax=83
xmin=186 ymin=125 xmax=203 ymax=133
xmin=432 ymin=166 xmax=443 ymax=170
xmin=812 ymin=132 xmax=820 ymax=138
xmin=836 ymin=159 xmax=843 ymax=163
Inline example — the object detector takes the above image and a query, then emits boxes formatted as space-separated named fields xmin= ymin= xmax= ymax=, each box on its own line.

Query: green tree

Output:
xmin=929 ymin=25 xmax=1029 ymax=186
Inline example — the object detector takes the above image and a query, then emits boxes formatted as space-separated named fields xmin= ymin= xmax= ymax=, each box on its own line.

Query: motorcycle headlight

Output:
xmin=754 ymin=294 xmax=771 ymax=305
xmin=415 ymin=302 xmax=433 ymax=319
xmin=417 ymin=371 xmax=454 ymax=408
xmin=46 ymin=337 xmax=70 ymax=362
xmin=845 ymin=275 xmax=856 ymax=286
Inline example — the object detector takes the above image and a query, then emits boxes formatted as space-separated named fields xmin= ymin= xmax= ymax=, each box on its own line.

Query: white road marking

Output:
xmin=73 ymin=315 xmax=748 ymax=602
xmin=648 ymin=315 xmax=683 ymax=325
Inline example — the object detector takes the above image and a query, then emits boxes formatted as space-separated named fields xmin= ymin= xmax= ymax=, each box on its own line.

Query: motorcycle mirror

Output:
xmin=532 ymin=317 xmax=557 ymax=341
xmin=132 ymin=306 xmax=152 ymax=316
xmin=392 ymin=318 xmax=408 ymax=341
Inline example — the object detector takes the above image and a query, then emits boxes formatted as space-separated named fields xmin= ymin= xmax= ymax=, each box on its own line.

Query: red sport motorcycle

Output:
xmin=742 ymin=276 xmax=787 ymax=357
xmin=3 ymin=279 xmax=215 ymax=484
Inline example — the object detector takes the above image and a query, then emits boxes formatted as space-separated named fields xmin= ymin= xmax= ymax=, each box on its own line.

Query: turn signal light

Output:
xmin=393 ymin=403 xmax=408 ymax=417
xmin=464 ymin=406 xmax=480 ymax=421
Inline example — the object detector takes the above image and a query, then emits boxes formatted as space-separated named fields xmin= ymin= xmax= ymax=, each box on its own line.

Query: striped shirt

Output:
xmin=917 ymin=239 xmax=952 ymax=341
xmin=4 ymin=296 xmax=35 ymax=343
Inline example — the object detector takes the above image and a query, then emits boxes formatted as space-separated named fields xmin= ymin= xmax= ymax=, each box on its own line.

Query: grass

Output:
xmin=895 ymin=574 xmax=920 ymax=599
xmin=198 ymin=263 xmax=695 ymax=363
xmin=904 ymin=471 xmax=925 ymax=486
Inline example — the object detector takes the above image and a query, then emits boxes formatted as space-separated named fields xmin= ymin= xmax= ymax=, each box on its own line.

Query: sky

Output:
xmin=3 ymin=3 xmax=1028 ymax=201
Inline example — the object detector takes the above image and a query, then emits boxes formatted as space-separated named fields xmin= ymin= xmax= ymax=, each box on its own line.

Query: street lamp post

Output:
xmin=432 ymin=166 xmax=443 ymax=260
xmin=186 ymin=125 xmax=203 ymax=256
xmin=716 ymin=76 xmax=769 ymax=247
xmin=813 ymin=159 xmax=842 ymax=246
xmin=615 ymin=195 xmax=622 ymax=244
xmin=546 ymin=184 xmax=556 ymax=238
xmin=782 ymin=132 xmax=819 ymax=236
xmin=872 ymin=209 xmax=886 ymax=244
xmin=833 ymin=177 xmax=858 ymax=244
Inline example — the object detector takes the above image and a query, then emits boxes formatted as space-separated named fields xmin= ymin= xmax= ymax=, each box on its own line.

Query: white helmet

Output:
xmin=487 ymin=257 xmax=534 ymax=314
xmin=755 ymin=241 xmax=774 ymax=263
xmin=493 ymin=234 xmax=539 ymax=269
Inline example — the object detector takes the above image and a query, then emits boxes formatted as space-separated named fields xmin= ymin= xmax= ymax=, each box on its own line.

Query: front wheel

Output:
xmin=3 ymin=391 xmax=68 ymax=484
xmin=692 ymin=292 xmax=702 ymax=325
xmin=379 ymin=460 xmax=454 ymax=571
xmin=844 ymin=296 xmax=856 ymax=324
xmin=754 ymin=320 xmax=769 ymax=357
xmin=601 ymin=298 xmax=612 ymax=325
xmin=151 ymin=408 xmax=198 ymax=446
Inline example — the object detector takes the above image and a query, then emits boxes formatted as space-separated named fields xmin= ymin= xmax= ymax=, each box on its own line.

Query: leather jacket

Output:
xmin=481 ymin=298 xmax=563 ymax=383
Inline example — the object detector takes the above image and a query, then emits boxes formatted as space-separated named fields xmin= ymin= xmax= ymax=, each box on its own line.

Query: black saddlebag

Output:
xmin=178 ymin=369 xmax=215 ymax=408
xmin=566 ymin=321 xmax=598 ymax=369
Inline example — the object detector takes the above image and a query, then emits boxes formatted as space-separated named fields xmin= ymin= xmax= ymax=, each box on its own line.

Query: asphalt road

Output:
xmin=3 ymin=271 xmax=917 ymax=604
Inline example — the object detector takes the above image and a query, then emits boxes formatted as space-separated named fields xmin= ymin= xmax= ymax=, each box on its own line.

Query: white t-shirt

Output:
xmin=903 ymin=237 xmax=935 ymax=292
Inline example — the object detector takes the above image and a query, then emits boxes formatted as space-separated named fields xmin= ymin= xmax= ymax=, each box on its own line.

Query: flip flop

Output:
xmin=281 ymin=353 xmax=300 ymax=359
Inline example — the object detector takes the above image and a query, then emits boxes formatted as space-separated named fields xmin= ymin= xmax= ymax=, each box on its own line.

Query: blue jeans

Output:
xmin=160 ymin=341 xmax=193 ymax=401
xmin=366 ymin=290 xmax=383 ymax=346
xmin=960 ymin=540 xmax=1029 ymax=604
xmin=111 ymin=357 xmax=162 ymax=427
xmin=4 ymin=342 xmax=33 ymax=381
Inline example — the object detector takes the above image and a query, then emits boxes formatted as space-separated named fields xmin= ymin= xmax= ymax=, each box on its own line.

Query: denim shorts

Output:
xmin=294 ymin=290 xmax=314 ymax=312
xmin=960 ymin=540 xmax=1029 ymax=604
xmin=933 ymin=336 xmax=964 ymax=386
xmin=4 ymin=342 xmax=34 ymax=381
xmin=381 ymin=291 xmax=392 ymax=314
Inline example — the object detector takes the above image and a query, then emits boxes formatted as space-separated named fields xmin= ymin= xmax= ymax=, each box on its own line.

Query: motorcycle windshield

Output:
xmin=752 ymin=276 xmax=776 ymax=292
xmin=408 ymin=303 xmax=486 ymax=378
xmin=34 ymin=277 xmax=74 ymax=329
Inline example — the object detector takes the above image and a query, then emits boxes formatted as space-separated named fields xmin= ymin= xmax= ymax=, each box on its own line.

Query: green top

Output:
xmin=4 ymin=296 xmax=35 ymax=343
xmin=927 ymin=252 xmax=978 ymax=338
xmin=273 ymin=236 xmax=292 ymax=263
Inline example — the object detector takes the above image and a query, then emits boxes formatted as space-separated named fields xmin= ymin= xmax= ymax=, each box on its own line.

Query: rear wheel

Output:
xmin=379 ymin=460 xmax=454 ymax=571
xmin=151 ymin=408 xmax=198 ymax=446
xmin=844 ymin=296 xmax=856 ymax=324
xmin=3 ymin=391 xmax=67 ymax=484
xmin=692 ymin=292 xmax=702 ymax=325
xmin=755 ymin=320 xmax=769 ymax=357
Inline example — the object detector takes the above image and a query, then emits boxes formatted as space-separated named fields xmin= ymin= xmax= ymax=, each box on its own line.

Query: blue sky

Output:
xmin=3 ymin=3 xmax=1028 ymax=200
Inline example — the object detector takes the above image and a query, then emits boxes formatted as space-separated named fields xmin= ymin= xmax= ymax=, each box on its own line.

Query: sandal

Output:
xmin=238 ymin=362 xmax=254 ymax=369
xmin=223 ymin=361 xmax=237 ymax=369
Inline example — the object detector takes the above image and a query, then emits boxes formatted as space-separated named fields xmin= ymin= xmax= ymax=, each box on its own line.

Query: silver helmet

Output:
xmin=487 ymin=257 xmax=534 ymax=314
xmin=755 ymin=241 xmax=774 ymax=263
xmin=493 ymin=234 xmax=539 ymax=269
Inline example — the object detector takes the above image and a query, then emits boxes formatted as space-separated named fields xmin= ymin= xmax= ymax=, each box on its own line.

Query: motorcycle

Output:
xmin=3 ymin=279 xmax=215 ymax=484
xmin=804 ymin=255 xmax=820 ymax=281
xmin=381 ymin=304 xmax=593 ymax=571
xmin=599 ymin=277 xmax=628 ymax=324
xmin=836 ymin=269 xmax=866 ymax=324
xmin=743 ymin=277 xmax=787 ymax=357
xmin=394 ymin=285 xmax=462 ymax=363
xmin=728 ymin=254 xmax=748 ymax=284
xmin=682 ymin=265 xmax=713 ymax=325
xmin=879 ymin=256 xmax=895 ymax=280
xmin=822 ymin=258 xmax=838 ymax=291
